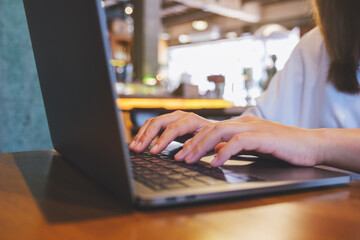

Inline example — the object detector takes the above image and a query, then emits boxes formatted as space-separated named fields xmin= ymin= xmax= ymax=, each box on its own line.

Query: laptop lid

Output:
xmin=23 ymin=0 xmax=135 ymax=205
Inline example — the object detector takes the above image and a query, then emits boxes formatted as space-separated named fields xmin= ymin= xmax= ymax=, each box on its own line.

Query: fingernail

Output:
xmin=150 ymin=144 xmax=158 ymax=153
xmin=129 ymin=140 xmax=136 ymax=149
xmin=135 ymin=141 xmax=142 ymax=151
xmin=174 ymin=150 xmax=183 ymax=160
xmin=211 ymin=156 xmax=220 ymax=167
xmin=185 ymin=152 xmax=194 ymax=163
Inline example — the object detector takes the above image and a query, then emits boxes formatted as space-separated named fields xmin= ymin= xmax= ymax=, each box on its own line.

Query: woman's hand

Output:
xmin=129 ymin=112 xmax=360 ymax=172
xmin=173 ymin=115 xmax=325 ymax=167
xmin=129 ymin=110 xmax=214 ymax=154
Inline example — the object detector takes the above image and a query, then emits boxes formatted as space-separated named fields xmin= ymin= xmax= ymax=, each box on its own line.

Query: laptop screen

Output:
xmin=23 ymin=0 xmax=135 ymax=204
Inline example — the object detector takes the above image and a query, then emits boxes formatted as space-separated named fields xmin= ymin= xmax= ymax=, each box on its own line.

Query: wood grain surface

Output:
xmin=1 ymin=151 xmax=359 ymax=240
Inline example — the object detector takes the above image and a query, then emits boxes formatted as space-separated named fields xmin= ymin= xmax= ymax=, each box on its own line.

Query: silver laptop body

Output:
xmin=23 ymin=0 xmax=350 ymax=207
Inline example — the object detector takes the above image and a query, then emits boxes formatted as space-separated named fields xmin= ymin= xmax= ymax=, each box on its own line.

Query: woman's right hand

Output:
xmin=129 ymin=110 xmax=213 ymax=154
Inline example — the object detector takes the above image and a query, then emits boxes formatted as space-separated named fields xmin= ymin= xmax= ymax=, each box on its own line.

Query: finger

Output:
xmin=129 ymin=119 xmax=151 ymax=149
xmin=183 ymin=138 xmax=191 ymax=145
xmin=211 ymin=133 xmax=262 ymax=167
xmin=133 ymin=112 xmax=186 ymax=152
xmin=183 ymin=123 xmax=238 ymax=164
xmin=172 ymin=138 xmax=192 ymax=161
xmin=214 ymin=142 xmax=227 ymax=153
xmin=179 ymin=121 xmax=255 ymax=163
xmin=174 ymin=124 xmax=214 ymax=161
xmin=149 ymin=116 xmax=205 ymax=154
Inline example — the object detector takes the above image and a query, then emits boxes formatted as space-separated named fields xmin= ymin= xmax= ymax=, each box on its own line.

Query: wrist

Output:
xmin=307 ymin=128 xmax=360 ymax=172
xmin=312 ymin=129 xmax=329 ymax=166
xmin=313 ymin=128 xmax=345 ymax=167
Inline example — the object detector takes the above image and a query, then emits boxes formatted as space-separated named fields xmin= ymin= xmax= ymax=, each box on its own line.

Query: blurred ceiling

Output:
xmin=161 ymin=0 xmax=314 ymax=45
xmin=162 ymin=0 xmax=312 ymax=25
xmin=104 ymin=0 xmax=314 ymax=45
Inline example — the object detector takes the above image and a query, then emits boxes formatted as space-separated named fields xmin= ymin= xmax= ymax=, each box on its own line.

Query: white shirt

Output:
xmin=243 ymin=27 xmax=360 ymax=129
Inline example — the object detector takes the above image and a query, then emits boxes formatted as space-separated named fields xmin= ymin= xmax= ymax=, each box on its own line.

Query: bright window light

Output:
xmin=192 ymin=20 xmax=208 ymax=31
xmin=225 ymin=31 xmax=238 ymax=39
xmin=178 ymin=34 xmax=190 ymax=44
xmin=125 ymin=6 xmax=133 ymax=15
xmin=167 ymin=28 xmax=300 ymax=106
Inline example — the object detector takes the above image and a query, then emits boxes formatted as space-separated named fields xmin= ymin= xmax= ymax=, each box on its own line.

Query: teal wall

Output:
xmin=0 ymin=0 xmax=52 ymax=152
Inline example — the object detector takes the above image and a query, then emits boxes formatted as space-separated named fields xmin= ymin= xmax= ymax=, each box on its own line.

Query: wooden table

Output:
xmin=1 ymin=150 xmax=360 ymax=240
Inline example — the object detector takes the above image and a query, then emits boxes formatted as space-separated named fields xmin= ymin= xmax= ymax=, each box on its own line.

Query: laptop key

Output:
xmin=183 ymin=171 xmax=203 ymax=177
xmin=149 ymin=166 xmax=167 ymax=171
xmin=157 ymin=170 xmax=175 ymax=175
xmin=162 ymin=182 xmax=185 ymax=189
xmin=149 ymin=159 xmax=162 ymax=163
xmin=151 ymin=178 xmax=174 ymax=185
xmin=168 ymin=174 xmax=187 ymax=180
xmin=166 ymin=164 xmax=183 ymax=169
xmin=174 ymin=168 xmax=191 ymax=173
xmin=143 ymin=182 xmax=164 ymax=191
xmin=157 ymin=161 xmax=172 ymax=166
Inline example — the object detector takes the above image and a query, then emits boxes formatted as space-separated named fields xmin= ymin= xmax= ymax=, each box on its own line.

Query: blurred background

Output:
xmin=106 ymin=0 xmax=313 ymax=104
xmin=0 ymin=0 xmax=314 ymax=152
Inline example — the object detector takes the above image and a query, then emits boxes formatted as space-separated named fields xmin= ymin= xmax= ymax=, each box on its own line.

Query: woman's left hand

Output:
xmin=174 ymin=115 xmax=324 ymax=167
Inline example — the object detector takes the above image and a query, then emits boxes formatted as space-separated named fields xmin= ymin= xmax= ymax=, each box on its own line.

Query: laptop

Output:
xmin=23 ymin=0 xmax=350 ymax=207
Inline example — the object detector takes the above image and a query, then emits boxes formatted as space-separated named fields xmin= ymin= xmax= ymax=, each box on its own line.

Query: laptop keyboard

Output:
xmin=130 ymin=150 xmax=262 ymax=191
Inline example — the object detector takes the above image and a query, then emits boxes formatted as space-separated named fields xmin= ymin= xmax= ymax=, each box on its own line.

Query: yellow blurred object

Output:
xmin=110 ymin=59 xmax=127 ymax=67
xmin=117 ymin=98 xmax=233 ymax=111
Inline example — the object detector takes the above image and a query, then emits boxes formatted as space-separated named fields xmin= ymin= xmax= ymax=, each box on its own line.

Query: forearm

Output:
xmin=318 ymin=128 xmax=360 ymax=173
